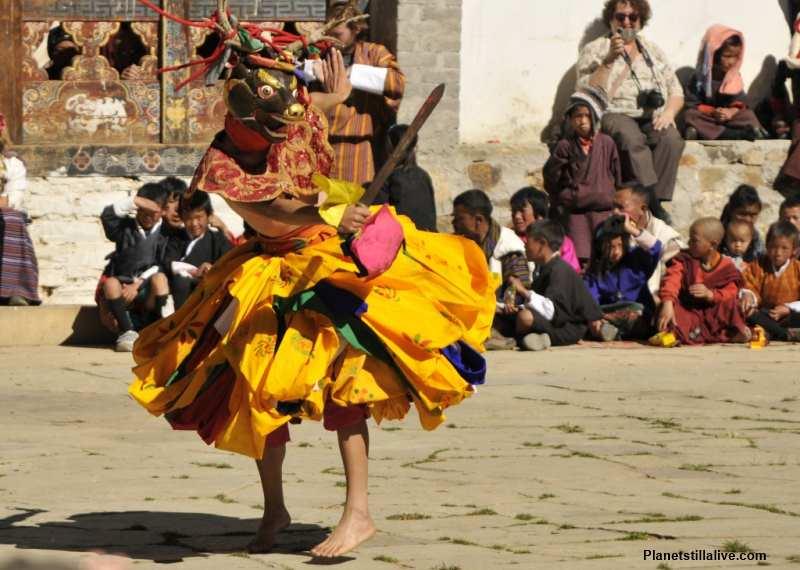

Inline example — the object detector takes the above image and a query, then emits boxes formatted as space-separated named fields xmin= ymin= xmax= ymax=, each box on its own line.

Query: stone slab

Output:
xmin=1 ymin=344 xmax=798 ymax=568
xmin=0 ymin=305 xmax=114 ymax=346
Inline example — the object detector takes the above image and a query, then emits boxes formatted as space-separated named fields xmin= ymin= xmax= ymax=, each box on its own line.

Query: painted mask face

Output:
xmin=224 ymin=61 xmax=307 ymax=143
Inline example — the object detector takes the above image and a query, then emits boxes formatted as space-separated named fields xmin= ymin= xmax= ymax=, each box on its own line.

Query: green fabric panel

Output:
xmin=273 ymin=288 xmax=390 ymax=361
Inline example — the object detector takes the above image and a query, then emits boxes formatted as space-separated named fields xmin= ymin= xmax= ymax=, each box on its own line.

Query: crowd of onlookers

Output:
xmin=7 ymin=0 xmax=800 ymax=356
xmin=441 ymin=0 xmax=800 ymax=351
xmin=450 ymin=183 xmax=800 ymax=351
xmin=563 ymin=0 xmax=800 ymax=221
xmin=96 ymin=177 xmax=244 ymax=351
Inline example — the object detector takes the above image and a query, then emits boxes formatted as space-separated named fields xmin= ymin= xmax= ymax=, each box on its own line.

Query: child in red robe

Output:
xmin=655 ymin=217 xmax=750 ymax=346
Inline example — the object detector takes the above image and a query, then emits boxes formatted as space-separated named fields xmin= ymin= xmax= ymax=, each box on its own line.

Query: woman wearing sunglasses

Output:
xmin=577 ymin=0 xmax=685 ymax=226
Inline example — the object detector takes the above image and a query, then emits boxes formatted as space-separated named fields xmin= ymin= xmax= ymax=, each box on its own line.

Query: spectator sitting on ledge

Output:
xmin=97 ymin=183 xmax=169 ymax=352
xmin=577 ymin=0 xmax=685 ymax=223
xmin=682 ymin=26 xmax=765 ymax=141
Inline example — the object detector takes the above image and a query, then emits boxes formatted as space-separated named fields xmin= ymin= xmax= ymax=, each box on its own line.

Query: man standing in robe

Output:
xmin=309 ymin=1 xmax=406 ymax=185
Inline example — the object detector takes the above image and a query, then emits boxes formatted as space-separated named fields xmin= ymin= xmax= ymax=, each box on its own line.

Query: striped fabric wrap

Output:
xmin=0 ymin=208 xmax=40 ymax=303
xmin=326 ymin=42 xmax=406 ymax=184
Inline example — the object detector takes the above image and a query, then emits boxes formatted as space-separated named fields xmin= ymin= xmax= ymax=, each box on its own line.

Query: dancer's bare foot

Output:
xmin=247 ymin=508 xmax=291 ymax=553
xmin=310 ymin=508 xmax=376 ymax=558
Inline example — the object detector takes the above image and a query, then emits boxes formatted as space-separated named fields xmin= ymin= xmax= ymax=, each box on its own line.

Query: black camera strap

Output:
xmin=620 ymin=38 xmax=664 ymax=95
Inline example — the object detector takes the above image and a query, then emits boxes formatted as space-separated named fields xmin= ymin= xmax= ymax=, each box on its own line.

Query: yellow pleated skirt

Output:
xmin=128 ymin=213 xmax=498 ymax=459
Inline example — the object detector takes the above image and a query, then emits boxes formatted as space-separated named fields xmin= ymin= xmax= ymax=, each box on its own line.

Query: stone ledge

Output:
xmin=422 ymin=140 xmax=792 ymax=237
xmin=0 ymin=305 xmax=114 ymax=346
xmin=18 ymin=140 xmax=794 ymax=306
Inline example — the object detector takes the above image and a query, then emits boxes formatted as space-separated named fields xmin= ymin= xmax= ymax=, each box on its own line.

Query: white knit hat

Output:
xmin=564 ymin=85 xmax=609 ymax=124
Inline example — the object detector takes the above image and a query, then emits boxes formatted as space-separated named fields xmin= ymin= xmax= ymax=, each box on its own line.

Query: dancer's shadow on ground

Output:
xmin=0 ymin=508 xmax=348 ymax=565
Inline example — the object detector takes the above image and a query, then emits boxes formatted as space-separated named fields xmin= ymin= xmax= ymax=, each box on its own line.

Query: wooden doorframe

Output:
xmin=369 ymin=0 xmax=398 ymax=55
xmin=0 ymin=0 xmax=23 ymax=143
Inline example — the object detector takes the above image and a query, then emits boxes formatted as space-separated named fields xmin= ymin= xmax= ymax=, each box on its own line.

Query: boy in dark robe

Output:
xmin=544 ymin=87 xmax=621 ymax=265
xmin=162 ymin=190 xmax=232 ymax=309
xmin=507 ymin=220 xmax=603 ymax=351
xmin=98 ymin=183 xmax=170 ymax=352
xmin=683 ymin=27 xmax=764 ymax=141
xmin=655 ymin=217 xmax=750 ymax=346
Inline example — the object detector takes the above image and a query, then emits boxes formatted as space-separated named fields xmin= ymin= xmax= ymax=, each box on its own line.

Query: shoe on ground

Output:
xmin=786 ymin=328 xmax=800 ymax=343
xmin=520 ymin=333 xmax=551 ymax=351
xmin=115 ymin=330 xmax=139 ymax=352
xmin=599 ymin=322 xmax=619 ymax=342
xmin=8 ymin=296 xmax=29 ymax=306
xmin=485 ymin=335 xmax=517 ymax=351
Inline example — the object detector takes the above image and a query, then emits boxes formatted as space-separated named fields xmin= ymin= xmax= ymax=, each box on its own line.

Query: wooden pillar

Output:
xmin=369 ymin=0 xmax=397 ymax=55
xmin=0 ymin=0 xmax=22 ymax=143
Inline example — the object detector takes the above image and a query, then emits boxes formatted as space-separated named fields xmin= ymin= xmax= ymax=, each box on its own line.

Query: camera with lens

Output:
xmin=637 ymin=89 xmax=665 ymax=110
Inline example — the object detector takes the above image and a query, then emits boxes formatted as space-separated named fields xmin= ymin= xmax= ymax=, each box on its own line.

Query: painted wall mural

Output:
xmin=21 ymin=20 xmax=160 ymax=145
xmin=16 ymin=0 xmax=326 ymax=175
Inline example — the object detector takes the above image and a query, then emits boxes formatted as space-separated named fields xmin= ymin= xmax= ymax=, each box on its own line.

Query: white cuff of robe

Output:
xmin=300 ymin=60 xmax=318 ymax=83
xmin=113 ymin=196 xmax=137 ymax=218
xmin=525 ymin=291 xmax=555 ymax=321
xmin=633 ymin=229 xmax=658 ymax=250
xmin=786 ymin=301 xmax=800 ymax=313
xmin=349 ymin=64 xmax=388 ymax=95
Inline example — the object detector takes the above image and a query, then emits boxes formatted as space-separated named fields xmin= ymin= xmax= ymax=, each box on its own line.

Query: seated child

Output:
xmin=160 ymin=175 xmax=236 ymax=242
xmin=163 ymin=190 xmax=232 ymax=309
xmin=740 ymin=221 xmax=800 ymax=342
xmin=98 ymin=183 xmax=170 ymax=352
xmin=683 ymin=27 xmax=764 ymax=141
xmin=160 ymin=176 xmax=186 ymax=239
xmin=720 ymin=219 xmax=755 ymax=270
xmin=510 ymin=186 xmax=580 ymax=272
xmin=721 ymin=184 xmax=764 ymax=259
xmin=453 ymin=189 xmax=530 ymax=350
xmin=507 ymin=220 xmax=602 ymax=351
xmin=543 ymin=87 xmax=620 ymax=265
xmin=780 ymin=196 xmax=800 ymax=233
xmin=372 ymin=124 xmax=437 ymax=232
xmin=583 ymin=214 xmax=661 ymax=340
xmin=655 ymin=218 xmax=750 ymax=346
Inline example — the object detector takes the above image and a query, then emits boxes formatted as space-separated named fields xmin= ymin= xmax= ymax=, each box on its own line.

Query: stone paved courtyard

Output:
xmin=1 ymin=344 xmax=799 ymax=569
